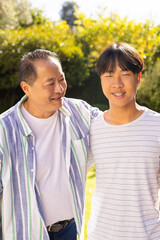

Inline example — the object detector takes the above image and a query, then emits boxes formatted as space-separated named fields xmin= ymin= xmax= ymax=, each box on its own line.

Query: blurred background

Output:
xmin=0 ymin=0 xmax=160 ymax=113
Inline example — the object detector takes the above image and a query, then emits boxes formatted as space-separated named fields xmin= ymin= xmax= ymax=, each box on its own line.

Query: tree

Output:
xmin=30 ymin=8 xmax=49 ymax=25
xmin=59 ymin=1 xmax=78 ymax=28
xmin=137 ymin=61 xmax=160 ymax=112
xmin=0 ymin=0 xmax=32 ymax=29
xmin=0 ymin=0 xmax=18 ymax=29
xmin=0 ymin=9 xmax=160 ymax=112
xmin=16 ymin=0 xmax=33 ymax=27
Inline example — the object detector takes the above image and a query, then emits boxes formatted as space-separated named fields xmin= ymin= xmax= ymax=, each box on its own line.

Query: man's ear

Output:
xmin=137 ymin=72 xmax=141 ymax=85
xmin=20 ymin=81 xmax=30 ymax=96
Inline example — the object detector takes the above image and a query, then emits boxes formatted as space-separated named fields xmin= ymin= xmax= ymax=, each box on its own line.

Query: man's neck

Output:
xmin=23 ymin=100 xmax=56 ymax=119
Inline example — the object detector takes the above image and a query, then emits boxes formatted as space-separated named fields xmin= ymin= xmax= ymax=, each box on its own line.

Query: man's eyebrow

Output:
xmin=46 ymin=74 xmax=65 ymax=82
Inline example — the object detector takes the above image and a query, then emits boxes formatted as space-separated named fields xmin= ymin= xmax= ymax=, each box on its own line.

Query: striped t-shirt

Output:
xmin=88 ymin=107 xmax=160 ymax=240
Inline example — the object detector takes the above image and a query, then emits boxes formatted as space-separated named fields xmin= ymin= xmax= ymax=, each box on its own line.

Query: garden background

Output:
xmin=0 ymin=1 xmax=160 ymax=239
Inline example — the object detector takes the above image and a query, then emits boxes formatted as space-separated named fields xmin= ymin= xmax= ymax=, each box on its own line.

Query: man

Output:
xmin=0 ymin=49 xmax=98 ymax=240
xmin=87 ymin=42 xmax=160 ymax=240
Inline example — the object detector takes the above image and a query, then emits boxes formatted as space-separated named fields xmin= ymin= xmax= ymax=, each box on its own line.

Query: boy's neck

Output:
xmin=104 ymin=104 xmax=144 ymax=125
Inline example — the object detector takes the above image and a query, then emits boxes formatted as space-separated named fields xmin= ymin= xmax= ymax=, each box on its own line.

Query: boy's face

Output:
xmin=100 ymin=64 xmax=141 ymax=110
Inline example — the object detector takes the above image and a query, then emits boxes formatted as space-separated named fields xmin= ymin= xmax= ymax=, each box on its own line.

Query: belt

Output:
xmin=47 ymin=218 xmax=74 ymax=233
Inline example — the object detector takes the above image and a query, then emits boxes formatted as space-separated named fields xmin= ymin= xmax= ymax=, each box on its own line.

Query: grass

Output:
xmin=84 ymin=167 xmax=96 ymax=239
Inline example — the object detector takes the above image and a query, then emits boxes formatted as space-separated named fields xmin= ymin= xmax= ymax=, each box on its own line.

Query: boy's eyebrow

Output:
xmin=121 ymin=68 xmax=129 ymax=72
xmin=105 ymin=70 xmax=114 ymax=73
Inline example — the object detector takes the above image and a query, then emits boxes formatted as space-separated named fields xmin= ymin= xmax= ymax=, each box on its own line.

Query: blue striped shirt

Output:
xmin=0 ymin=95 xmax=98 ymax=240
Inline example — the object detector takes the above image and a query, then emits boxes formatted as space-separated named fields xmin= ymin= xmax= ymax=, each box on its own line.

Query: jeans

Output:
xmin=48 ymin=219 xmax=77 ymax=240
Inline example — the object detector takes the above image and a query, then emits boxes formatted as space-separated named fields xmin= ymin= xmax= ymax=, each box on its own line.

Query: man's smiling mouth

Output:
xmin=51 ymin=96 xmax=63 ymax=100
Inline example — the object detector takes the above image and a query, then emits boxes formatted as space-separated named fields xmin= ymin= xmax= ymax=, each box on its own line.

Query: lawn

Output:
xmin=84 ymin=167 xmax=96 ymax=239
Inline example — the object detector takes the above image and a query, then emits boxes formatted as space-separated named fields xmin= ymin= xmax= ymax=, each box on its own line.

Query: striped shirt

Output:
xmin=88 ymin=107 xmax=160 ymax=240
xmin=0 ymin=95 xmax=98 ymax=240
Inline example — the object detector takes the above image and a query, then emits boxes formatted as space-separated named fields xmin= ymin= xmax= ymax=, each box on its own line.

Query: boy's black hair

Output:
xmin=97 ymin=42 xmax=144 ymax=76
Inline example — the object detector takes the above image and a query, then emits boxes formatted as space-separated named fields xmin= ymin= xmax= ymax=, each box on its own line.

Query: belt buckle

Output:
xmin=49 ymin=223 xmax=64 ymax=232
xmin=47 ymin=219 xmax=73 ymax=233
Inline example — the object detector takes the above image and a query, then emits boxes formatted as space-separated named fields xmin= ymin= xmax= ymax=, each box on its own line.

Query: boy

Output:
xmin=87 ymin=42 xmax=160 ymax=240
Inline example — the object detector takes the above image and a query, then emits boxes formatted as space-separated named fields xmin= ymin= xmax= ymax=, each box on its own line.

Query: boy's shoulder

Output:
xmin=144 ymin=107 xmax=160 ymax=118
xmin=91 ymin=111 xmax=104 ymax=125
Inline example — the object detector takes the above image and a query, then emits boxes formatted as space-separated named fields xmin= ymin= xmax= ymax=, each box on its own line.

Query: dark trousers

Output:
xmin=48 ymin=220 xmax=77 ymax=240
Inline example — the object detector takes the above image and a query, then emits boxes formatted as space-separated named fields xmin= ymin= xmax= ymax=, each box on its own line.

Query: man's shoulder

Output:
xmin=0 ymin=105 xmax=17 ymax=143
xmin=63 ymin=97 xmax=100 ymax=118
xmin=0 ymin=105 xmax=16 ymax=121
xmin=0 ymin=97 xmax=24 ymax=122
xmin=63 ymin=97 xmax=86 ymax=106
xmin=63 ymin=97 xmax=91 ymax=112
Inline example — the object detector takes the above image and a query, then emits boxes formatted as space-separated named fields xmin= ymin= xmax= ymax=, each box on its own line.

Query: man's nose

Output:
xmin=54 ymin=81 xmax=64 ymax=93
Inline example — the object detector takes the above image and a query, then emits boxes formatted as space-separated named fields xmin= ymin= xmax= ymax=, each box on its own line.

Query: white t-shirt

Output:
xmin=88 ymin=107 xmax=160 ymax=240
xmin=21 ymin=105 xmax=74 ymax=226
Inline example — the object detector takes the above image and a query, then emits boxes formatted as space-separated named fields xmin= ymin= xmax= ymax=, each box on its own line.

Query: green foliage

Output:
xmin=59 ymin=1 xmax=78 ymax=28
xmin=30 ymin=8 xmax=49 ymax=26
xmin=137 ymin=61 xmax=160 ymax=112
xmin=74 ymin=11 xmax=160 ymax=67
xmin=0 ymin=0 xmax=32 ymax=29
xmin=0 ymin=0 xmax=50 ymax=29
xmin=0 ymin=22 xmax=89 ymax=90
xmin=0 ymin=9 xmax=160 ymax=112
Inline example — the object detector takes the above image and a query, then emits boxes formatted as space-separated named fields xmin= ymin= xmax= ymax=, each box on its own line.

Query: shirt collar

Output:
xmin=15 ymin=96 xmax=71 ymax=136
xmin=59 ymin=106 xmax=71 ymax=117
xmin=59 ymin=98 xmax=71 ymax=118
xmin=15 ymin=95 xmax=32 ymax=137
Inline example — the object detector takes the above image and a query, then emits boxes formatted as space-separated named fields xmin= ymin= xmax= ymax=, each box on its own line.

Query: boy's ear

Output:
xmin=137 ymin=72 xmax=141 ymax=85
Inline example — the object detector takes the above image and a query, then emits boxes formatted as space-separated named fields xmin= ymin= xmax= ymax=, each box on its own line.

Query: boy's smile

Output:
xmin=100 ymin=65 xmax=140 ymax=110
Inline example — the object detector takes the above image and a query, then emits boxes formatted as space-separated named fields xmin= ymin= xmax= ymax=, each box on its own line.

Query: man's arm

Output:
xmin=0 ymin=150 xmax=3 ymax=239
xmin=80 ymin=100 xmax=100 ymax=119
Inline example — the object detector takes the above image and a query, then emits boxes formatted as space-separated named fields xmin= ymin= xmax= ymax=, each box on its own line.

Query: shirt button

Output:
xmin=32 ymin=147 xmax=34 ymax=150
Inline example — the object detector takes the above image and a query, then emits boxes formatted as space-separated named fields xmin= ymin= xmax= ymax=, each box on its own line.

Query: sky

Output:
xmin=30 ymin=0 xmax=160 ymax=26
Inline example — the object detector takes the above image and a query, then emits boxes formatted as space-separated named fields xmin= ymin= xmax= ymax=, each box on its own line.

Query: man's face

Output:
xmin=21 ymin=57 xmax=67 ymax=118
xmin=100 ymin=64 xmax=140 ymax=110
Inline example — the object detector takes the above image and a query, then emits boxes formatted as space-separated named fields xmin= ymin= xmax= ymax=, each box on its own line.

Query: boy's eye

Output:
xmin=122 ymin=73 xmax=130 ymax=76
xmin=105 ymin=73 xmax=113 ymax=77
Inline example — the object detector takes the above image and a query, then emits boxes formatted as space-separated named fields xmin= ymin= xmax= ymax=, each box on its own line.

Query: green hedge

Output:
xmin=0 ymin=14 xmax=160 ymax=112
